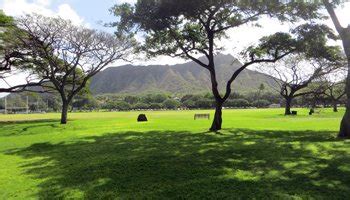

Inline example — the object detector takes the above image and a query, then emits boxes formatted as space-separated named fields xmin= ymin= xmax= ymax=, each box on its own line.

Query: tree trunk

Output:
xmin=333 ymin=102 xmax=338 ymax=112
xmin=61 ymin=101 xmax=69 ymax=124
xmin=324 ymin=3 xmax=350 ymax=138
xmin=339 ymin=109 xmax=350 ymax=138
xmin=208 ymin=56 xmax=223 ymax=132
xmin=210 ymin=101 xmax=223 ymax=131
xmin=311 ymin=99 xmax=316 ymax=110
xmin=339 ymin=58 xmax=350 ymax=138
xmin=285 ymin=97 xmax=292 ymax=115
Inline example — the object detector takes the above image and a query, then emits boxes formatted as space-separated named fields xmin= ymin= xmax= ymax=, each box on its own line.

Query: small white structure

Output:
xmin=269 ymin=104 xmax=281 ymax=108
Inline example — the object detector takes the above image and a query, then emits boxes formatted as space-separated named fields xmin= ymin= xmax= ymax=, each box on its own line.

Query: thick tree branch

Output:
xmin=222 ymin=50 xmax=294 ymax=101
xmin=323 ymin=0 xmax=344 ymax=37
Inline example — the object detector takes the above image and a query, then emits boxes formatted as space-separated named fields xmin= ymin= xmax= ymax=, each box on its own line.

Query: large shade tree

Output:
xmin=267 ymin=54 xmax=340 ymax=115
xmin=320 ymin=68 xmax=347 ymax=112
xmin=324 ymin=80 xmax=346 ymax=112
xmin=3 ymin=15 xmax=134 ymax=124
xmin=262 ymin=23 xmax=342 ymax=115
xmin=112 ymin=0 xmax=328 ymax=131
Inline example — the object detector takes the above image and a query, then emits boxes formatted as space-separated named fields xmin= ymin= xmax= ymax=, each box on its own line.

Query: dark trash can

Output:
xmin=137 ymin=114 xmax=148 ymax=122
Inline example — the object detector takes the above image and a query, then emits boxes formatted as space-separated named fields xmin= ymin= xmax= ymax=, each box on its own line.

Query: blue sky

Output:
xmin=0 ymin=0 xmax=136 ymax=32
xmin=50 ymin=0 xmax=120 ymax=29
xmin=47 ymin=0 xmax=133 ymax=30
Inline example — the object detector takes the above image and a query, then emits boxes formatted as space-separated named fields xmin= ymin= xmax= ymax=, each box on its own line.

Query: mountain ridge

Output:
xmin=90 ymin=54 xmax=277 ymax=95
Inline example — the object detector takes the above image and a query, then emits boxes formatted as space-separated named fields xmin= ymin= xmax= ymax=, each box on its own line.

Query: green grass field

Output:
xmin=0 ymin=108 xmax=349 ymax=199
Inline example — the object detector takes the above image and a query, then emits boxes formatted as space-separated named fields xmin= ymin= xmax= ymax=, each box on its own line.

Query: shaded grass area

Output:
xmin=0 ymin=119 xmax=62 ymax=137
xmin=5 ymin=128 xmax=350 ymax=199
xmin=0 ymin=109 xmax=349 ymax=199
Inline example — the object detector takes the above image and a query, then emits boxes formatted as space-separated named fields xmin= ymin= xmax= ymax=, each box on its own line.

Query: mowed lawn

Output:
xmin=0 ymin=108 xmax=349 ymax=199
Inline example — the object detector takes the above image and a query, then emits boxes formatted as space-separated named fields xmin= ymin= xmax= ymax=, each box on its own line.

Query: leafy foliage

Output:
xmin=225 ymin=99 xmax=250 ymax=108
xmin=1 ymin=14 xmax=134 ymax=123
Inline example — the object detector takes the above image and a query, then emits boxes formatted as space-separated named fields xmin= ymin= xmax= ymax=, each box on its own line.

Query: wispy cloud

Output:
xmin=1 ymin=0 xmax=86 ymax=26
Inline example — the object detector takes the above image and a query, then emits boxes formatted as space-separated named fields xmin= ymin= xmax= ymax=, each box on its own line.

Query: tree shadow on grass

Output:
xmin=0 ymin=119 xmax=60 ymax=125
xmin=0 ymin=119 xmax=63 ymax=137
xmin=6 ymin=129 xmax=350 ymax=199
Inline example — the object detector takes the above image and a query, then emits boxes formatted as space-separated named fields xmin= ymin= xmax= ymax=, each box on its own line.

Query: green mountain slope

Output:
xmin=90 ymin=54 xmax=277 ymax=95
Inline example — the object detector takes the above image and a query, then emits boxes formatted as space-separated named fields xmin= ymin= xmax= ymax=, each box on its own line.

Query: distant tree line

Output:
xmin=2 ymin=87 xmax=346 ymax=112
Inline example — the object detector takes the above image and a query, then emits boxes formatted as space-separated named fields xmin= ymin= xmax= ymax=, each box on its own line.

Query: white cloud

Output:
xmin=0 ymin=0 xmax=87 ymax=89
xmin=219 ymin=18 xmax=292 ymax=56
xmin=34 ymin=0 xmax=51 ymax=6
xmin=117 ymin=0 xmax=137 ymax=4
xmin=2 ymin=0 xmax=53 ymax=16
xmin=333 ymin=2 xmax=350 ymax=27
xmin=57 ymin=4 xmax=84 ymax=25
xmin=1 ymin=0 xmax=85 ymax=25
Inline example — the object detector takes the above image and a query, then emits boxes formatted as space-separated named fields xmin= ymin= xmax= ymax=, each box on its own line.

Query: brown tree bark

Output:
xmin=210 ymin=101 xmax=223 ymax=131
xmin=323 ymin=0 xmax=350 ymax=138
xmin=208 ymin=62 xmax=224 ymax=131
xmin=60 ymin=101 xmax=69 ymax=124
xmin=333 ymin=101 xmax=338 ymax=112
xmin=339 ymin=60 xmax=350 ymax=138
xmin=285 ymin=97 xmax=292 ymax=115
xmin=339 ymin=109 xmax=350 ymax=138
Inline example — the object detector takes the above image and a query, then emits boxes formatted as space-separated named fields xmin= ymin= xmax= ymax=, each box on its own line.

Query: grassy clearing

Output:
xmin=0 ymin=108 xmax=349 ymax=199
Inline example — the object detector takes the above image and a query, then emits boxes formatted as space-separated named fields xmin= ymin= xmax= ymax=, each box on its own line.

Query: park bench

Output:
xmin=194 ymin=113 xmax=210 ymax=120
xmin=314 ymin=109 xmax=322 ymax=114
